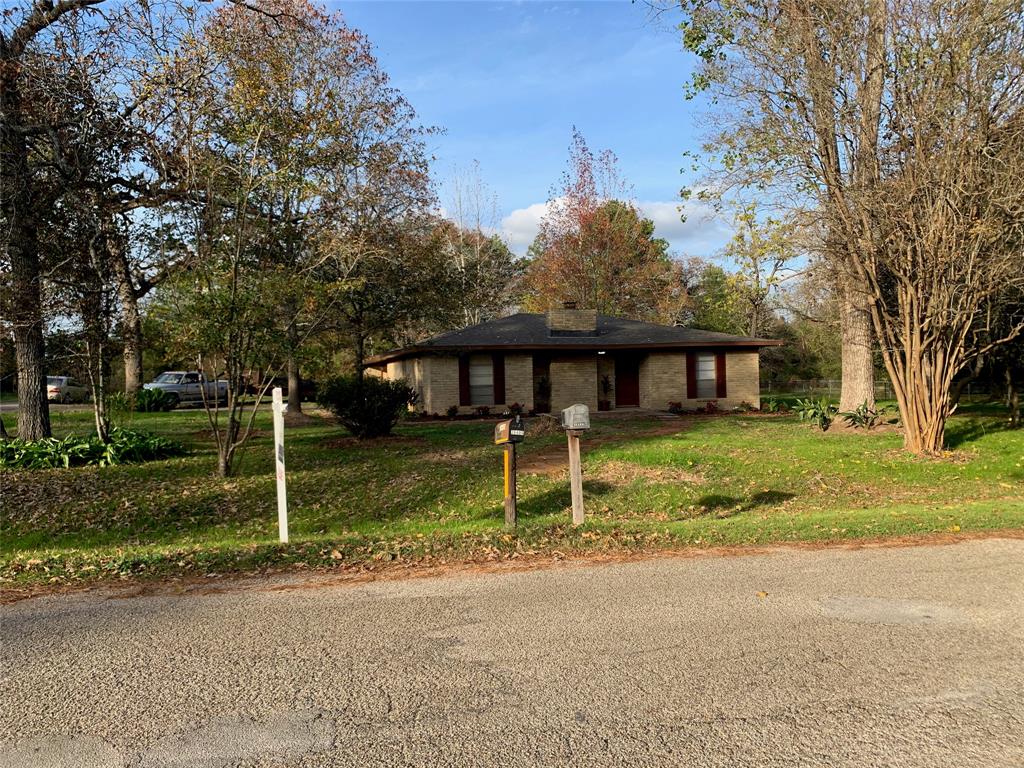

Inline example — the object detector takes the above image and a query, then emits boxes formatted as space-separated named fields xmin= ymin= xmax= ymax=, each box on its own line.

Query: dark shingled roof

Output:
xmin=368 ymin=313 xmax=780 ymax=365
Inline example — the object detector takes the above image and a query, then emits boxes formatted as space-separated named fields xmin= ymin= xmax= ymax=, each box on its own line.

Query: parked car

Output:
xmin=143 ymin=371 xmax=228 ymax=409
xmin=46 ymin=376 xmax=89 ymax=403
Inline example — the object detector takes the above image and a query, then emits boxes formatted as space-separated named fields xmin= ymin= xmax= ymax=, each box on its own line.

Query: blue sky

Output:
xmin=336 ymin=0 xmax=731 ymax=256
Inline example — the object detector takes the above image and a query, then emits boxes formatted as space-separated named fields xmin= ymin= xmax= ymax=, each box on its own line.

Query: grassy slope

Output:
xmin=3 ymin=403 xmax=1022 ymax=585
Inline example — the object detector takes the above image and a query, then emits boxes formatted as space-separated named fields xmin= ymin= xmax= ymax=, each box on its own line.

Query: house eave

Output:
xmin=366 ymin=338 xmax=782 ymax=366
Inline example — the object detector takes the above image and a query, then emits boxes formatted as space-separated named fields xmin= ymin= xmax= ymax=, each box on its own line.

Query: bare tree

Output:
xmin=440 ymin=162 xmax=521 ymax=327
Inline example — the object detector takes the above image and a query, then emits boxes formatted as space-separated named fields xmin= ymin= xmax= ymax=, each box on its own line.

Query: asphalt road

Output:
xmin=2 ymin=539 xmax=1022 ymax=768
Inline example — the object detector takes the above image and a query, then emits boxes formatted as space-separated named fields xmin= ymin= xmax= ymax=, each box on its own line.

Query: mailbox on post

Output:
xmin=560 ymin=404 xmax=591 ymax=431
xmin=494 ymin=414 xmax=525 ymax=529
xmin=561 ymin=404 xmax=590 ymax=526
xmin=494 ymin=414 xmax=526 ymax=445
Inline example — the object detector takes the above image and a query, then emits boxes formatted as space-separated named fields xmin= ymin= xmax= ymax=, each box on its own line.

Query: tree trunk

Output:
xmin=0 ymin=415 xmax=9 ymax=440
xmin=286 ymin=322 xmax=301 ymax=413
xmin=3 ymin=80 xmax=51 ymax=441
xmin=84 ymin=229 xmax=115 ymax=443
xmin=112 ymin=256 xmax=144 ymax=394
xmin=217 ymin=449 xmax=233 ymax=478
xmin=1007 ymin=368 xmax=1020 ymax=428
xmin=13 ymin=309 xmax=50 ymax=441
xmin=838 ymin=0 xmax=885 ymax=415
xmin=122 ymin=314 xmax=144 ymax=395
xmin=838 ymin=269 xmax=875 ymax=412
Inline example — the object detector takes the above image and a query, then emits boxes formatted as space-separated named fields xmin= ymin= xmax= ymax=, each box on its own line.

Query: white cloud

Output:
xmin=636 ymin=200 xmax=733 ymax=256
xmin=499 ymin=198 xmax=732 ymax=258
xmin=501 ymin=201 xmax=553 ymax=254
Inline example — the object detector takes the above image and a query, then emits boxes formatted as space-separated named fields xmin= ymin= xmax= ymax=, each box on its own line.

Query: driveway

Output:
xmin=2 ymin=539 xmax=1022 ymax=767
xmin=0 ymin=401 xmax=90 ymax=414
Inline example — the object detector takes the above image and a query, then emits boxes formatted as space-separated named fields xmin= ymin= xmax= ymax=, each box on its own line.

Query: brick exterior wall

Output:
xmin=550 ymin=355 xmax=598 ymax=413
xmin=725 ymin=351 xmax=761 ymax=409
xmin=546 ymin=308 xmax=598 ymax=332
xmin=386 ymin=349 xmax=760 ymax=416
xmin=420 ymin=355 xmax=459 ymax=414
xmin=389 ymin=354 xmax=534 ymax=415
xmin=504 ymin=353 xmax=534 ymax=412
xmin=639 ymin=353 xmax=686 ymax=409
xmin=639 ymin=351 xmax=761 ymax=410
xmin=386 ymin=359 xmax=423 ymax=406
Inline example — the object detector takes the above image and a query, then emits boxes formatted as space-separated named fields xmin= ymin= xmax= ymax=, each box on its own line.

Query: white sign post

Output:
xmin=271 ymin=387 xmax=288 ymax=543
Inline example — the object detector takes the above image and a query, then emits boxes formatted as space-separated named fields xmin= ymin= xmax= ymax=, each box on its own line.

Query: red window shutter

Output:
xmin=458 ymin=355 xmax=470 ymax=406
xmin=686 ymin=352 xmax=697 ymax=399
xmin=492 ymin=353 xmax=505 ymax=405
xmin=715 ymin=352 xmax=727 ymax=398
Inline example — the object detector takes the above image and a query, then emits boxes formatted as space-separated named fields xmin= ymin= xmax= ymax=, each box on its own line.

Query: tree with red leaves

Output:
xmin=522 ymin=130 xmax=687 ymax=323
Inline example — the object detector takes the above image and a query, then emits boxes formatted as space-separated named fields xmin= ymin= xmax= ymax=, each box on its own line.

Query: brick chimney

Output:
xmin=547 ymin=301 xmax=598 ymax=336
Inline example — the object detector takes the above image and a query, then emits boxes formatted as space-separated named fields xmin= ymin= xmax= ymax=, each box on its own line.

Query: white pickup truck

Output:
xmin=144 ymin=371 xmax=228 ymax=409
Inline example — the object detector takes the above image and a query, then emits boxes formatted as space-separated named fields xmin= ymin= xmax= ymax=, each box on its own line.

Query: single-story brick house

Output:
xmin=366 ymin=305 xmax=781 ymax=415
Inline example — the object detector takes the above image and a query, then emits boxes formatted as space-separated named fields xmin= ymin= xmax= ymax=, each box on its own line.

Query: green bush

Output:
xmin=839 ymin=401 xmax=892 ymax=429
xmin=316 ymin=375 xmax=417 ymax=439
xmin=135 ymin=388 xmax=176 ymax=412
xmin=795 ymin=396 xmax=839 ymax=431
xmin=107 ymin=389 xmax=175 ymax=415
xmin=0 ymin=427 xmax=186 ymax=469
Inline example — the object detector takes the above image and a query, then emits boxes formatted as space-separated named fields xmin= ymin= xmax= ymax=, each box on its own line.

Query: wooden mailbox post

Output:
xmin=494 ymin=414 xmax=526 ymax=528
xmin=560 ymin=404 xmax=590 ymax=526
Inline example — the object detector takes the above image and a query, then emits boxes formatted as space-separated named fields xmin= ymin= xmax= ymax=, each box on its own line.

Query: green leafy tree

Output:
xmin=685 ymin=263 xmax=745 ymax=334
xmin=721 ymin=203 xmax=797 ymax=338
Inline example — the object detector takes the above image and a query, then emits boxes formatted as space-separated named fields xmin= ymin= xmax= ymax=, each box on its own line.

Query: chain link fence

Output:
xmin=762 ymin=379 xmax=992 ymax=400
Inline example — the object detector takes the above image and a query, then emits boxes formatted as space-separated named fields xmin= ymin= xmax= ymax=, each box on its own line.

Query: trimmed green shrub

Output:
xmin=0 ymin=427 xmax=186 ymax=469
xmin=316 ymin=375 xmax=417 ymax=439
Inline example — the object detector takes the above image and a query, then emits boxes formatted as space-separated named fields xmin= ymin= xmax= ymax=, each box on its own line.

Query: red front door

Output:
xmin=615 ymin=356 xmax=640 ymax=407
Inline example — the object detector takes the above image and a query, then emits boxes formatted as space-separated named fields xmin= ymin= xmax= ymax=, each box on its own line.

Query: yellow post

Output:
xmin=503 ymin=444 xmax=517 ymax=528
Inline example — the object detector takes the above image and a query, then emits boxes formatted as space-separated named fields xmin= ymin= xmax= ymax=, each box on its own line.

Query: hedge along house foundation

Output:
xmin=366 ymin=303 xmax=781 ymax=415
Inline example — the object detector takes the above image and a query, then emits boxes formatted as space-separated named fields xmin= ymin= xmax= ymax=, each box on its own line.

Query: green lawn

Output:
xmin=3 ymin=403 xmax=1022 ymax=587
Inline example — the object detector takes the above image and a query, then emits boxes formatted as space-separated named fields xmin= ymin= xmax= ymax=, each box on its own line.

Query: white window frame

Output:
xmin=469 ymin=354 xmax=494 ymax=406
xmin=696 ymin=354 xmax=717 ymax=399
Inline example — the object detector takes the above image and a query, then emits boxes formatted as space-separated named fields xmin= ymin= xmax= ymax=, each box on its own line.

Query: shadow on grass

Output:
xmin=696 ymin=490 xmax=797 ymax=517
xmin=944 ymin=418 xmax=1014 ymax=449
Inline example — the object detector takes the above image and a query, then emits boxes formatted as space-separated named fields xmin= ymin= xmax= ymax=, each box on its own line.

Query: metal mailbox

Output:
xmin=561 ymin=403 xmax=591 ymax=431
xmin=494 ymin=414 xmax=526 ymax=445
